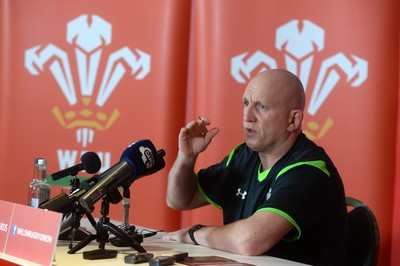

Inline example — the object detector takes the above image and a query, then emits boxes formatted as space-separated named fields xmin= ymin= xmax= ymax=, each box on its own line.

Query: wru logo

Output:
xmin=25 ymin=14 xmax=151 ymax=147
xmin=231 ymin=20 xmax=368 ymax=140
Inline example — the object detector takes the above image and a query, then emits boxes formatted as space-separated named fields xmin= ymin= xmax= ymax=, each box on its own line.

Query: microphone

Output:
xmin=39 ymin=174 xmax=103 ymax=214
xmin=39 ymin=188 xmax=87 ymax=214
xmin=51 ymin=151 xmax=101 ymax=181
xmin=78 ymin=139 xmax=165 ymax=212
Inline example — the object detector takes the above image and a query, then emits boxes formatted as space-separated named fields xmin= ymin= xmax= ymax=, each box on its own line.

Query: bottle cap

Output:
xmin=35 ymin=158 xmax=47 ymax=165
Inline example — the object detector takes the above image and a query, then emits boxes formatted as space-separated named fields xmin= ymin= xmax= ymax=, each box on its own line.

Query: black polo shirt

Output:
xmin=197 ymin=133 xmax=347 ymax=265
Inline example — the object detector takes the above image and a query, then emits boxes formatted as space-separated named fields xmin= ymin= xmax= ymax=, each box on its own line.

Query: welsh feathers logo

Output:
xmin=231 ymin=19 xmax=368 ymax=140
xmin=24 ymin=14 xmax=151 ymax=147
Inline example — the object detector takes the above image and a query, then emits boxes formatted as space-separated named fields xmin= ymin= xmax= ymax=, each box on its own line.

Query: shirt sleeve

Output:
xmin=196 ymin=155 xmax=230 ymax=208
xmin=257 ymin=165 xmax=333 ymax=240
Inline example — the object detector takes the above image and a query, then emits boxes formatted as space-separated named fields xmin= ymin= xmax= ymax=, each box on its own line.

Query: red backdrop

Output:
xmin=1 ymin=1 xmax=399 ymax=265
xmin=0 ymin=0 xmax=191 ymax=230
xmin=183 ymin=1 xmax=399 ymax=266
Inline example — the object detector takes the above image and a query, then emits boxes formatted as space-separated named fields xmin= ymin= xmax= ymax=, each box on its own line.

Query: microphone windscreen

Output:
xmin=81 ymin=151 xmax=101 ymax=174
xmin=120 ymin=139 xmax=157 ymax=177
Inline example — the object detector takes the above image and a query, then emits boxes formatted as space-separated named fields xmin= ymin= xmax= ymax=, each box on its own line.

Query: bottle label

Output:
xmin=30 ymin=198 xmax=39 ymax=208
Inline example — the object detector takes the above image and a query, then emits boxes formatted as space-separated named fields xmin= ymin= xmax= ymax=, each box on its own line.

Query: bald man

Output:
xmin=164 ymin=69 xmax=347 ymax=265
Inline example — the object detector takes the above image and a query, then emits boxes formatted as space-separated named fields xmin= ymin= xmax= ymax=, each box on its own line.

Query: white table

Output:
xmin=52 ymin=226 xmax=308 ymax=266
xmin=1 ymin=222 xmax=308 ymax=266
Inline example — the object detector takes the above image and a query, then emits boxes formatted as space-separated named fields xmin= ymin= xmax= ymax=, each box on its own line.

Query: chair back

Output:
xmin=346 ymin=197 xmax=380 ymax=266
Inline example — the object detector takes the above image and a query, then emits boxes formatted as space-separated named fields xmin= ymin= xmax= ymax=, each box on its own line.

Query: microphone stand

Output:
xmin=110 ymin=150 xmax=166 ymax=246
xmin=122 ymin=186 xmax=133 ymax=231
xmin=58 ymin=177 xmax=91 ymax=241
xmin=68 ymin=194 xmax=146 ymax=259
xmin=110 ymin=186 xmax=144 ymax=247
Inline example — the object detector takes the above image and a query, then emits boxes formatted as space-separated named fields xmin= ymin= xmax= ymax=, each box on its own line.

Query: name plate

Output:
xmin=0 ymin=200 xmax=62 ymax=266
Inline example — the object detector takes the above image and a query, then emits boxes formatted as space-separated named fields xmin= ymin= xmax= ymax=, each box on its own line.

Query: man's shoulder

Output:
xmin=291 ymin=133 xmax=330 ymax=159
xmin=225 ymin=142 xmax=258 ymax=167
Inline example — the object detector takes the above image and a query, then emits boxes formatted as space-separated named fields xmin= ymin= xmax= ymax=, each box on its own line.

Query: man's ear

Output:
xmin=287 ymin=110 xmax=303 ymax=132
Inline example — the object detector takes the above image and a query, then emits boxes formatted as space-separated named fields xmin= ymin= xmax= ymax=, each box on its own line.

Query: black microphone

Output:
xmin=51 ymin=151 xmax=101 ymax=180
xmin=78 ymin=139 xmax=166 ymax=213
xmin=39 ymin=188 xmax=87 ymax=214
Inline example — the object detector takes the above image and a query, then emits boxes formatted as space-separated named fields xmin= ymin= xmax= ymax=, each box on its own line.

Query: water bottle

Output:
xmin=28 ymin=158 xmax=51 ymax=208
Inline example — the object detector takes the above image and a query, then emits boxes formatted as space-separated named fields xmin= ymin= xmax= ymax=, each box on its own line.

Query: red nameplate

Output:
xmin=0 ymin=200 xmax=62 ymax=266
xmin=0 ymin=200 xmax=14 ymax=253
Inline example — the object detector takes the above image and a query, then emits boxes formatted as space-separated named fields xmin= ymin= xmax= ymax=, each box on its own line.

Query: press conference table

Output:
xmin=53 ymin=231 xmax=308 ymax=266
xmin=1 ymin=222 xmax=309 ymax=266
xmin=55 ymin=217 xmax=310 ymax=266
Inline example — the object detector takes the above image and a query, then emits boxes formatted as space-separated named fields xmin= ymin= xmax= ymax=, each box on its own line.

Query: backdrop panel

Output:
xmin=185 ymin=1 xmax=399 ymax=265
xmin=0 ymin=0 xmax=191 ymax=231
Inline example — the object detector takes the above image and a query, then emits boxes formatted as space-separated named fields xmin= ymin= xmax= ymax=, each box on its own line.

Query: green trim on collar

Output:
xmin=258 ymin=163 xmax=271 ymax=182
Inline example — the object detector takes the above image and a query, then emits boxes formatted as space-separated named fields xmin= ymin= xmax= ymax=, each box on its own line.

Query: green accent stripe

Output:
xmin=258 ymin=164 xmax=270 ymax=182
xmin=226 ymin=143 xmax=244 ymax=167
xmin=256 ymin=207 xmax=301 ymax=242
xmin=195 ymin=173 xmax=222 ymax=209
xmin=277 ymin=160 xmax=330 ymax=179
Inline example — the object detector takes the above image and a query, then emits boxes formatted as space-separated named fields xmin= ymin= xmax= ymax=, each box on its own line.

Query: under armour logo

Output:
xmin=236 ymin=188 xmax=247 ymax=199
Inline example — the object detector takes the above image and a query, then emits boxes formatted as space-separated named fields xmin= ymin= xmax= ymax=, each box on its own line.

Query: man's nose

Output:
xmin=243 ymin=105 xmax=255 ymax=122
